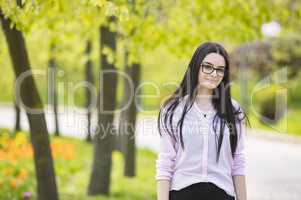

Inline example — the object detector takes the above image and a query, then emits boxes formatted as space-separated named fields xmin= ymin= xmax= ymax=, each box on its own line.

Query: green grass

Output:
xmin=286 ymin=108 xmax=301 ymax=136
xmin=0 ymin=129 xmax=157 ymax=200
xmin=53 ymin=136 xmax=157 ymax=200
xmin=246 ymin=106 xmax=301 ymax=137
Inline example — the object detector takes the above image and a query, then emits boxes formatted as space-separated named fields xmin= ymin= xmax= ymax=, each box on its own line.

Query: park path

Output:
xmin=0 ymin=104 xmax=300 ymax=200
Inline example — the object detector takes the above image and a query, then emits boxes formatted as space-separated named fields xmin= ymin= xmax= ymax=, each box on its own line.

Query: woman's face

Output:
xmin=198 ymin=53 xmax=225 ymax=90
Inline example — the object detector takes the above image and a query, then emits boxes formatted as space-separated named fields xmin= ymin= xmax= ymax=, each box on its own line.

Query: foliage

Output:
xmin=1 ymin=0 xmax=301 ymax=132
xmin=253 ymin=85 xmax=286 ymax=125
xmin=270 ymin=34 xmax=301 ymax=78
xmin=156 ymin=0 xmax=301 ymax=58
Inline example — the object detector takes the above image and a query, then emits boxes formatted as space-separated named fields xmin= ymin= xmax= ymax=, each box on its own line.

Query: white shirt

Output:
xmin=155 ymin=95 xmax=247 ymax=198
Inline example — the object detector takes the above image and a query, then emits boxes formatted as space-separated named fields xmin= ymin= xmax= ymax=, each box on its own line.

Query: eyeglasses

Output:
xmin=201 ymin=62 xmax=225 ymax=77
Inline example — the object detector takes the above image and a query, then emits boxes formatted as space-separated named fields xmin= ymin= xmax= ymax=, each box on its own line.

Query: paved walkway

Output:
xmin=0 ymin=104 xmax=300 ymax=200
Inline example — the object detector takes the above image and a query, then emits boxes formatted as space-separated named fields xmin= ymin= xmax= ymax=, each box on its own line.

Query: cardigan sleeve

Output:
xmin=231 ymin=99 xmax=247 ymax=176
xmin=155 ymin=107 xmax=178 ymax=181
xmin=231 ymin=120 xmax=247 ymax=176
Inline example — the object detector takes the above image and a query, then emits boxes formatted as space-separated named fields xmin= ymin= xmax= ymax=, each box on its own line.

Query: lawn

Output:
xmin=246 ymin=106 xmax=301 ymax=137
xmin=0 ymin=129 xmax=157 ymax=200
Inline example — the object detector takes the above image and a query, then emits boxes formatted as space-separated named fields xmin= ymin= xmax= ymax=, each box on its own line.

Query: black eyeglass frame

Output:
xmin=200 ymin=62 xmax=225 ymax=77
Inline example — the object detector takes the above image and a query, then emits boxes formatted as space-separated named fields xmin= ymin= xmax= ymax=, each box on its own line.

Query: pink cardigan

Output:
xmin=155 ymin=96 xmax=246 ymax=197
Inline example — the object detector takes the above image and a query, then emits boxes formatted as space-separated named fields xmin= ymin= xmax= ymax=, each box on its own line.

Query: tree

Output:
xmin=87 ymin=15 xmax=118 ymax=195
xmin=48 ymin=41 xmax=60 ymax=136
xmin=1 ymin=0 xmax=300 ymax=198
xmin=0 ymin=5 xmax=59 ymax=200
xmin=115 ymin=41 xmax=140 ymax=177
xmin=14 ymin=96 xmax=21 ymax=132
xmin=116 ymin=0 xmax=144 ymax=177
xmin=123 ymin=62 xmax=140 ymax=177
xmin=84 ymin=40 xmax=94 ymax=142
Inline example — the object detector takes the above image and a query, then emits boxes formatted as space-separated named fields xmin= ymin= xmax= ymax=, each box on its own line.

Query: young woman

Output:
xmin=156 ymin=42 xmax=250 ymax=200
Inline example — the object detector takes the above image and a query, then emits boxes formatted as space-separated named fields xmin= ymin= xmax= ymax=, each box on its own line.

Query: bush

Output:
xmin=288 ymin=72 xmax=301 ymax=106
xmin=0 ymin=130 xmax=34 ymax=200
xmin=0 ymin=130 xmax=77 ymax=200
xmin=258 ymin=88 xmax=286 ymax=125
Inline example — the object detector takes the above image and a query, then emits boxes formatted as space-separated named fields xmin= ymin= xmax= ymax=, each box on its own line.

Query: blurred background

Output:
xmin=0 ymin=0 xmax=300 ymax=200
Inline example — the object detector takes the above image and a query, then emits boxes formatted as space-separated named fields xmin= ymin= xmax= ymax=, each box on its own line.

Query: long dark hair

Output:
xmin=157 ymin=42 xmax=251 ymax=162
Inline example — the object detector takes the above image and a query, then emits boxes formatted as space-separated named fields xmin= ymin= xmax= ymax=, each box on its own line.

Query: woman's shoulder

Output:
xmin=231 ymin=98 xmax=240 ymax=109
xmin=231 ymin=98 xmax=246 ymax=121
xmin=159 ymin=95 xmax=187 ymax=118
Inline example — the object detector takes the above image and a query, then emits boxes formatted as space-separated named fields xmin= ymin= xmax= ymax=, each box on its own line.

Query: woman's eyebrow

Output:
xmin=203 ymin=61 xmax=213 ymax=65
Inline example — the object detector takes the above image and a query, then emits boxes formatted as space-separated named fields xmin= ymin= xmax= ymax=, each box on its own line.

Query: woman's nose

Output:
xmin=211 ymin=69 xmax=218 ymax=77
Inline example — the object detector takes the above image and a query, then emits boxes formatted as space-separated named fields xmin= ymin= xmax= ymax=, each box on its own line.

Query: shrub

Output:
xmin=0 ymin=130 xmax=76 ymax=200
xmin=257 ymin=87 xmax=286 ymax=125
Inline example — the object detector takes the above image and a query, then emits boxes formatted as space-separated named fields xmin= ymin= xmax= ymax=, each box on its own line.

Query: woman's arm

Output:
xmin=155 ymin=130 xmax=177 ymax=200
xmin=157 ymin=180 xmax=171 ymax=200
xmin=231 ymin=102 xmax=248 ymax=200
xmin=231 ymin=124 xmax=248 ymax=200
xmin=233 ymin=175 xmax=247 ymax=200
xmin=156 ymin=109 xmax=178 ymax=200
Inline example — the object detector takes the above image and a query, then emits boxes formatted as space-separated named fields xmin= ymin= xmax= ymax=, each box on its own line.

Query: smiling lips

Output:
xmin=205 ymin=79 xmax=217 ymax=82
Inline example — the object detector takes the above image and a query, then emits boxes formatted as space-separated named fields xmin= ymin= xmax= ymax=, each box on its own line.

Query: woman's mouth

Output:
xmin=205 ymin=78 xmax=216 ymax=82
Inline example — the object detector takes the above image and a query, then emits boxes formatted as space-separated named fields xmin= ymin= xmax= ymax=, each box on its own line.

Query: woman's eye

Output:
xmin=203 ymin=64 xmax=212 ymax=69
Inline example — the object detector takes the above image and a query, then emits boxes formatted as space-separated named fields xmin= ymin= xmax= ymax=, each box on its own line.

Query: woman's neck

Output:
xmin=196 ymin=87 xmax=214 ymax=111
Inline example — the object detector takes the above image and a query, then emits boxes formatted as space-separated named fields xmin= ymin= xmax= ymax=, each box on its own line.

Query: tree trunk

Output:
xmin=115 ymin=41 xmax=140 ymax=177
xmin=0 ymin=10 xmax=59 ymax=200
xmin=48 ymin=42 xmax=60 ymax=136
xmin=85 ymin=40 xmax=94 ymax=142
xmin=13 ymin=0 xmax=22 ymax=134
xmin=87 ymin=16 xmax=118 ymax=196
xmin=124 ymin=63 xmax=140 ymax=177
xmin=14 ymin=99 xmax=21 ymax=132
xmin=115 ymin=45 xmax=131 ymax=154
